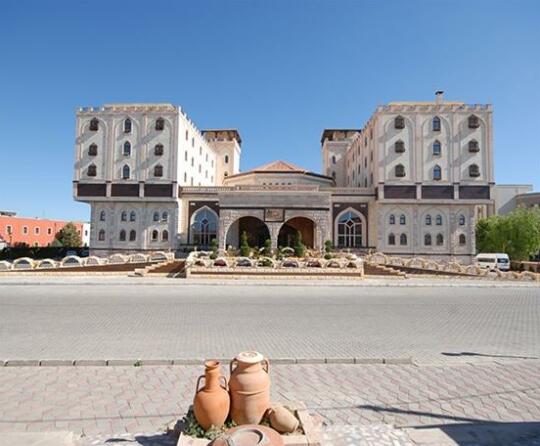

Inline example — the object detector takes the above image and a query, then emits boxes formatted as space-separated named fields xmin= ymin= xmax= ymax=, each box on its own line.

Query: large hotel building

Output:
xmin=73 ymin=92 xmax=494 ymax=263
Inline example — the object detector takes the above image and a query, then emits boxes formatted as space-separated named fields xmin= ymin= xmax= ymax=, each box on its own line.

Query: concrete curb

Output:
xmin=1 ymin=357 xmax=413 ymax=367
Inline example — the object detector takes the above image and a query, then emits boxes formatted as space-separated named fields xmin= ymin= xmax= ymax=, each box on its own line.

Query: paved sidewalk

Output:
xmin=1 ymin=361 xmax=540 ymax=445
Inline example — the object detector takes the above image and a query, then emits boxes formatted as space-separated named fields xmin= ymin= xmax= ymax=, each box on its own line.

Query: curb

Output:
xmin=0 ymin=357 xmax=413 ymax=367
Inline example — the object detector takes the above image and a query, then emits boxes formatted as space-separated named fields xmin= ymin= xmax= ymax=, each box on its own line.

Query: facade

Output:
xmin=0 ymin=214 xmax=89 ymax=247
xmin=74 ymin=94 xmax=496 ymax=263
xmin=516 ymin=192 xmax=540 ymax=210
xmin=493 ymin=184 xmax=533 ymax=215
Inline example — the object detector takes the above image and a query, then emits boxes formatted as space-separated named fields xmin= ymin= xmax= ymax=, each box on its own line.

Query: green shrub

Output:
xmin=293 ymin=230 xmax=306 ymax=258
xmin=324 ymin=240 xmax=333 ymax=254
xmin=240 ymin=231 xmax=251 ymax=257
xmin=263 ymin=238 xmax=272 ymax=256
xmin=324 ymin=253 xmax=332 ymax=260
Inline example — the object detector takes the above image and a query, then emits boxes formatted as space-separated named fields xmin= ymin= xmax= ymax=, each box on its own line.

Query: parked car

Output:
xmin=65 ymin=250 xmax=78 ymax=257
xmin=475 ymin=253 xmax=510 ymax=272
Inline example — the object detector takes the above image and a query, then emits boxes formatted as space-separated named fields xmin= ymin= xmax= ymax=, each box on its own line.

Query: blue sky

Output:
xmin=1 ymin=0 xmax=539 ymax=221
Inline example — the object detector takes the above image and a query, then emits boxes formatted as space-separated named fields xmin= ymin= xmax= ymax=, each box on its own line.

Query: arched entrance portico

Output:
xmin=225 ymin=216 xmax=270 ymax=249
xmin=277 ymin=217 xmax=315 ymax=248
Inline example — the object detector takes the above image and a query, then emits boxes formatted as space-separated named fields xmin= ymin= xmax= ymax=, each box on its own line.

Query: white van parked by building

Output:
xmin=475 ymin=253 xmax=511 ymax=272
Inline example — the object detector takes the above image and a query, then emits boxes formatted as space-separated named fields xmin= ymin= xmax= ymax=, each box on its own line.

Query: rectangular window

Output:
xmin=184 ymin=172 xmax=187 ymax=182
xmin=185 ymin=151 xmax=188 ymax=161
xmin=23 ymin=226 xmax=28 ymax=234
xmin=47 ymin=228 xmax=52 ymax=235
xmin=35 ymin=227 xmax=40 ymax=235
xmin=6 ymin=225 xmax=13 ymax=234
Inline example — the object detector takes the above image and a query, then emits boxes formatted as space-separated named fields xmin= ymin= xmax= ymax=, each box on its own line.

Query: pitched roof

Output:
xmin=250 ymin=160 xmax=309 ymax=173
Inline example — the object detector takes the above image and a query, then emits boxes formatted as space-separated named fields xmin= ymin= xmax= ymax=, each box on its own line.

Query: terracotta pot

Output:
xmin=211 ymin=424 xmax=284 ymax=446
xmin=193 ymin=360 xmax=230 ymax=430
xmin=229 ymin=351 xmax=270 ymax=425
xmin=267 ymin=405 xmax=299 ymax=434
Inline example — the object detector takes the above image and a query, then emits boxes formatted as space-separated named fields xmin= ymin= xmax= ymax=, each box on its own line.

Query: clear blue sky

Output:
xmin=1 ymin=0 xmax=539 ymax=221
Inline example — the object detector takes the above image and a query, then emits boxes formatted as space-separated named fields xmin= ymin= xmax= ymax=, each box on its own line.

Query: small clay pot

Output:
xmin=267 ymin=405 xmax=299 ymax=434
xmin=212 ymin=424 xmax=284 ymax=446
xmin=193 ymin=360 xmax=230 ymax=430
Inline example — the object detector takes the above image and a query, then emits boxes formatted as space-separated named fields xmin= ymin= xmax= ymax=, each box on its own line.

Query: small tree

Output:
xmin=293 ymin=230 xmax=306 ymax=258
xmin=55 ymin=222 xmax=82 ymax=248
xmin=240 ymin=231 xmax=251 ymax=257
xmin=263 ymin=238 xmax=272 ymax=256
xmin=209 ymin=238 xmax=218 ymax=259
xmin=324 ymin=240 xmax=332 ymax=254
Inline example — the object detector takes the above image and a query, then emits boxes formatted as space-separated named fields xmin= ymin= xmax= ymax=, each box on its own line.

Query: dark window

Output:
xmin=162 ymin=230 xmax=169 ymax=241
xmin=123 ymin=141 xmax=131 ymax=156
xmin=154 ymin=144 xmax=164 ymax=156
xmin=122 ymin=165 xmax=130 ymax=179
xmin=124 ymin=118 xmax=132 ymax=133
xmin=129 ymin=211 xmax=136 ymax=222
xmin=432 ymin=117 xmax=441 ymax=131
xmin=155 ymin=118 xmax=165 ymax=131
xmin=332 ymin=155 xmax=336 ymax=164
xmin=459 ymin=214 xmax=466 ymax=225
xmin=469 ymin=164 xmax=480 ymax=177
xmin=87 ymin=164 xmax=97 ymax=177
xmin=190 ymin=208 xmax=218 ymax=246
xmin=432 ymin=140 xmax=441 ymax=156
xmin=389 ymin=214 xmax=395 ymax=225
xmin=162 ymin=211 xmax=168 ymax=222
xmin=394 ymin=116 xmax=405 ymax=129
xmin=336 ymin=210 xmax=363 ymax=248
xmin=88 ymin=143 xmax=98 ymax=156
xmin=331 ymin=171 xmax=336 ymax=180
xmin=468 ymin=140 xmax=479 ymax=152
xmin=436 ymin=215 xmax=442 ymax=225
xmin=395 ymin=140 xmax=405 ymax=153
xmin=425 ymin=215 xmax=432 ymax=225
xmin=433 ymin=165 xmax=442 ymax=181
xmin=436 ymin=233 xmax=444 ymax=246
xmin=98 ymin=229 xmax=105 ymax=241
xmin=400 ymin=233 xmax=407 ymax=245
xmin=153 ymin=212 xmax=159 ymax=222
xmin=468 ymin=115 xmax=480 ymax=129
xmin=459 ymin=234 xmax=466 ymax=245
xmin=99 ymin=211 xmax=106 ymax=222
xmin=151 ymin=230 xmax=159 ymax=241
xmin=388 ymin=233 xmax=396 ymax=245
xmin=89 ymin=118 xmax=99 ymax=131
xmin=225 ymin=155 xmax=229 ymax=164
xmin=399 ymin=214 xmax=406 ymax=225
xmin=119 ymin=230 xmax=126 ymax=241
xmin=395 ymin=164 xmax=405 ymax=177
xmin=121 ymin=211 xmax=127 ymax=222
xmin=129 ymin=230 xmax=136 ymax=241
xmin=154 ymin=165 xmax=163 ymax=177
xmin=424 ymin=233 xmax=432 ymax=246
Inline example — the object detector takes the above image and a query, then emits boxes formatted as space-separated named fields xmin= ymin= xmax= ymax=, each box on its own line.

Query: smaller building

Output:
xmin=0 ymin=214 xmax=90 ymax=248
xmin=493 ymin=184 xmax=533 ymax=215
xmin=516 ymin=191 xmax=540 ymax=210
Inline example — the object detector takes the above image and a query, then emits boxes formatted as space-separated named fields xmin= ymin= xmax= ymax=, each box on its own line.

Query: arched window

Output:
xmin=399 ymin=214 xmax=406 ymax=225
xmin=123 ymin=141 xmax=131 ymax=156
xmin=389 ymin=214 xmax=395 ymax=225
xmin=224 ymin=155 xmax=229 ymax=164
xmin=154 ymin=144 xmax=164 ymax=156
xmin=119 ymin=230 xmax=126 ymax=241
xmin=433 ymin=165 xmax=442 ymax=181
xmin=432 ymin=116 xmax=441 ymax=131
xmin=98 ymin=229 xmax=105 ymax=241
xmin=88 ymin=143 xmax=98 ymax=156
xmin=469 ymin=164 xmax=480 ymax=177
xmin=395 ymin=164 xmax=405 ymax=177
xmin=87 ymin=164 xmax=97 ymax=177
xmin=99 ymin=211 xmax=106 ymax=222
xmin=154 ymin=165 xmax=163 ymax=177
xmin=129 ymin=230 xmax=136 ymax=241
xmin=424 ymin=233 xmax=432 ymax=246
xmin=468 ymin=140 xmax=479 ymax=153
xmin=121 ymin=211 xmax=127 ymax=222
xmin=468 ymin=115 xmax=480 ymax=129
xmin=400 ymin=233 xmax=408 ymax=245
xmin=162 ymin=230 xmax=169 ymax=241
xmin=122 ymin=165 xmax=130 ymax=179
xmin=155 ymin=118 xmax=165 ymax=131
xmin=337 ymin=210 xmax=363 ymax=248
xmin=151 ymin=229 xmax=159 ymax=241
xmin=124 ymin=118 xmax=132 ymax=133
xmin=394 ymin=140 xmax=405 ymax=153
xmin=190 ymin=207 xmax=218 ymax=246
xmin=89 ymin=118 xmax=99 ymax=131
xmin=425 ymin=214 xmax=432 ymax=225
xmin=332 ymin=155 xmax=336 ymax=164
xmin=394 ymin=115 xmax=405 ymax=129
xmin=331 ymin=171 xmax=336 ymax=180
xmin=432 ymin=140 xmax=441 ymax=156
xmin=162 ymin=211 xmax=168 ymax=222
xmin=153 ymin=212 xmax=160 ymax=222
xmin=459 ymin=234 xmax=466 ymax=245
xmin=459 ymin=214 xmax=466 ymax=226
xmin=388 ymin=233 xmax=396 ymax=245
xmin=129 ymin=211 xmax=136 ymax=222
xmin=435 ymin=214 xmax=442 ymax=225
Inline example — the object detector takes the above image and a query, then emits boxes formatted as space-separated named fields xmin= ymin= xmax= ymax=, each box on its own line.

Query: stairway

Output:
xmin=129 ymin=260 xmax=185 ymax=277
xmin=364 ymin=263 xmax=407 ymax=277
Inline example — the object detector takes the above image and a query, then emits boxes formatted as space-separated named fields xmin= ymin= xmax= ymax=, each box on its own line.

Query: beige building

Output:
xmin=74 ymin=94 xmax=497 ymax=263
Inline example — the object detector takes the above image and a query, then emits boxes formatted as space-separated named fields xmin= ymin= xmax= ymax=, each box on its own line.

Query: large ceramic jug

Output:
xmin=193 ymin=360 xmax=230 ymax=430
xmin=229 ymin=351 xmax=270 ymax=425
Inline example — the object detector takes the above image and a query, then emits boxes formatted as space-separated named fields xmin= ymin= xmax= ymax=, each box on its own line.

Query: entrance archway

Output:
xmin=226 ymin=216 xmax=270 ymax=248
xmin=277 ymin=217 xmax=315 ymax=248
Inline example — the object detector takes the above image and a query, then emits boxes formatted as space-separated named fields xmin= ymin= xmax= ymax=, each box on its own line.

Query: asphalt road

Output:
xmin=0 ymin=279 xmax=538 ymax=363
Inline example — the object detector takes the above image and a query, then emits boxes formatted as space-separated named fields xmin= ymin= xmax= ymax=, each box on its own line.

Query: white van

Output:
xmin=475 ymin=253 xmax=511 ymax=272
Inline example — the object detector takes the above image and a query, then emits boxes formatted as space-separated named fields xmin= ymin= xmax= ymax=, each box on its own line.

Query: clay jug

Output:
xmin=193 ymin=360 xmax=230 ymax=430
xmin=267 ymin=405 xmax=299 ymax=434
xmin=229 ymin=351 xmax=270 ymax=425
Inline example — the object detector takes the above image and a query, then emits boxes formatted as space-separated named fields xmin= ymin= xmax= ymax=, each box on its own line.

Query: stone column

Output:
xmin=267 ymin=222 xmax=281 ymax=252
